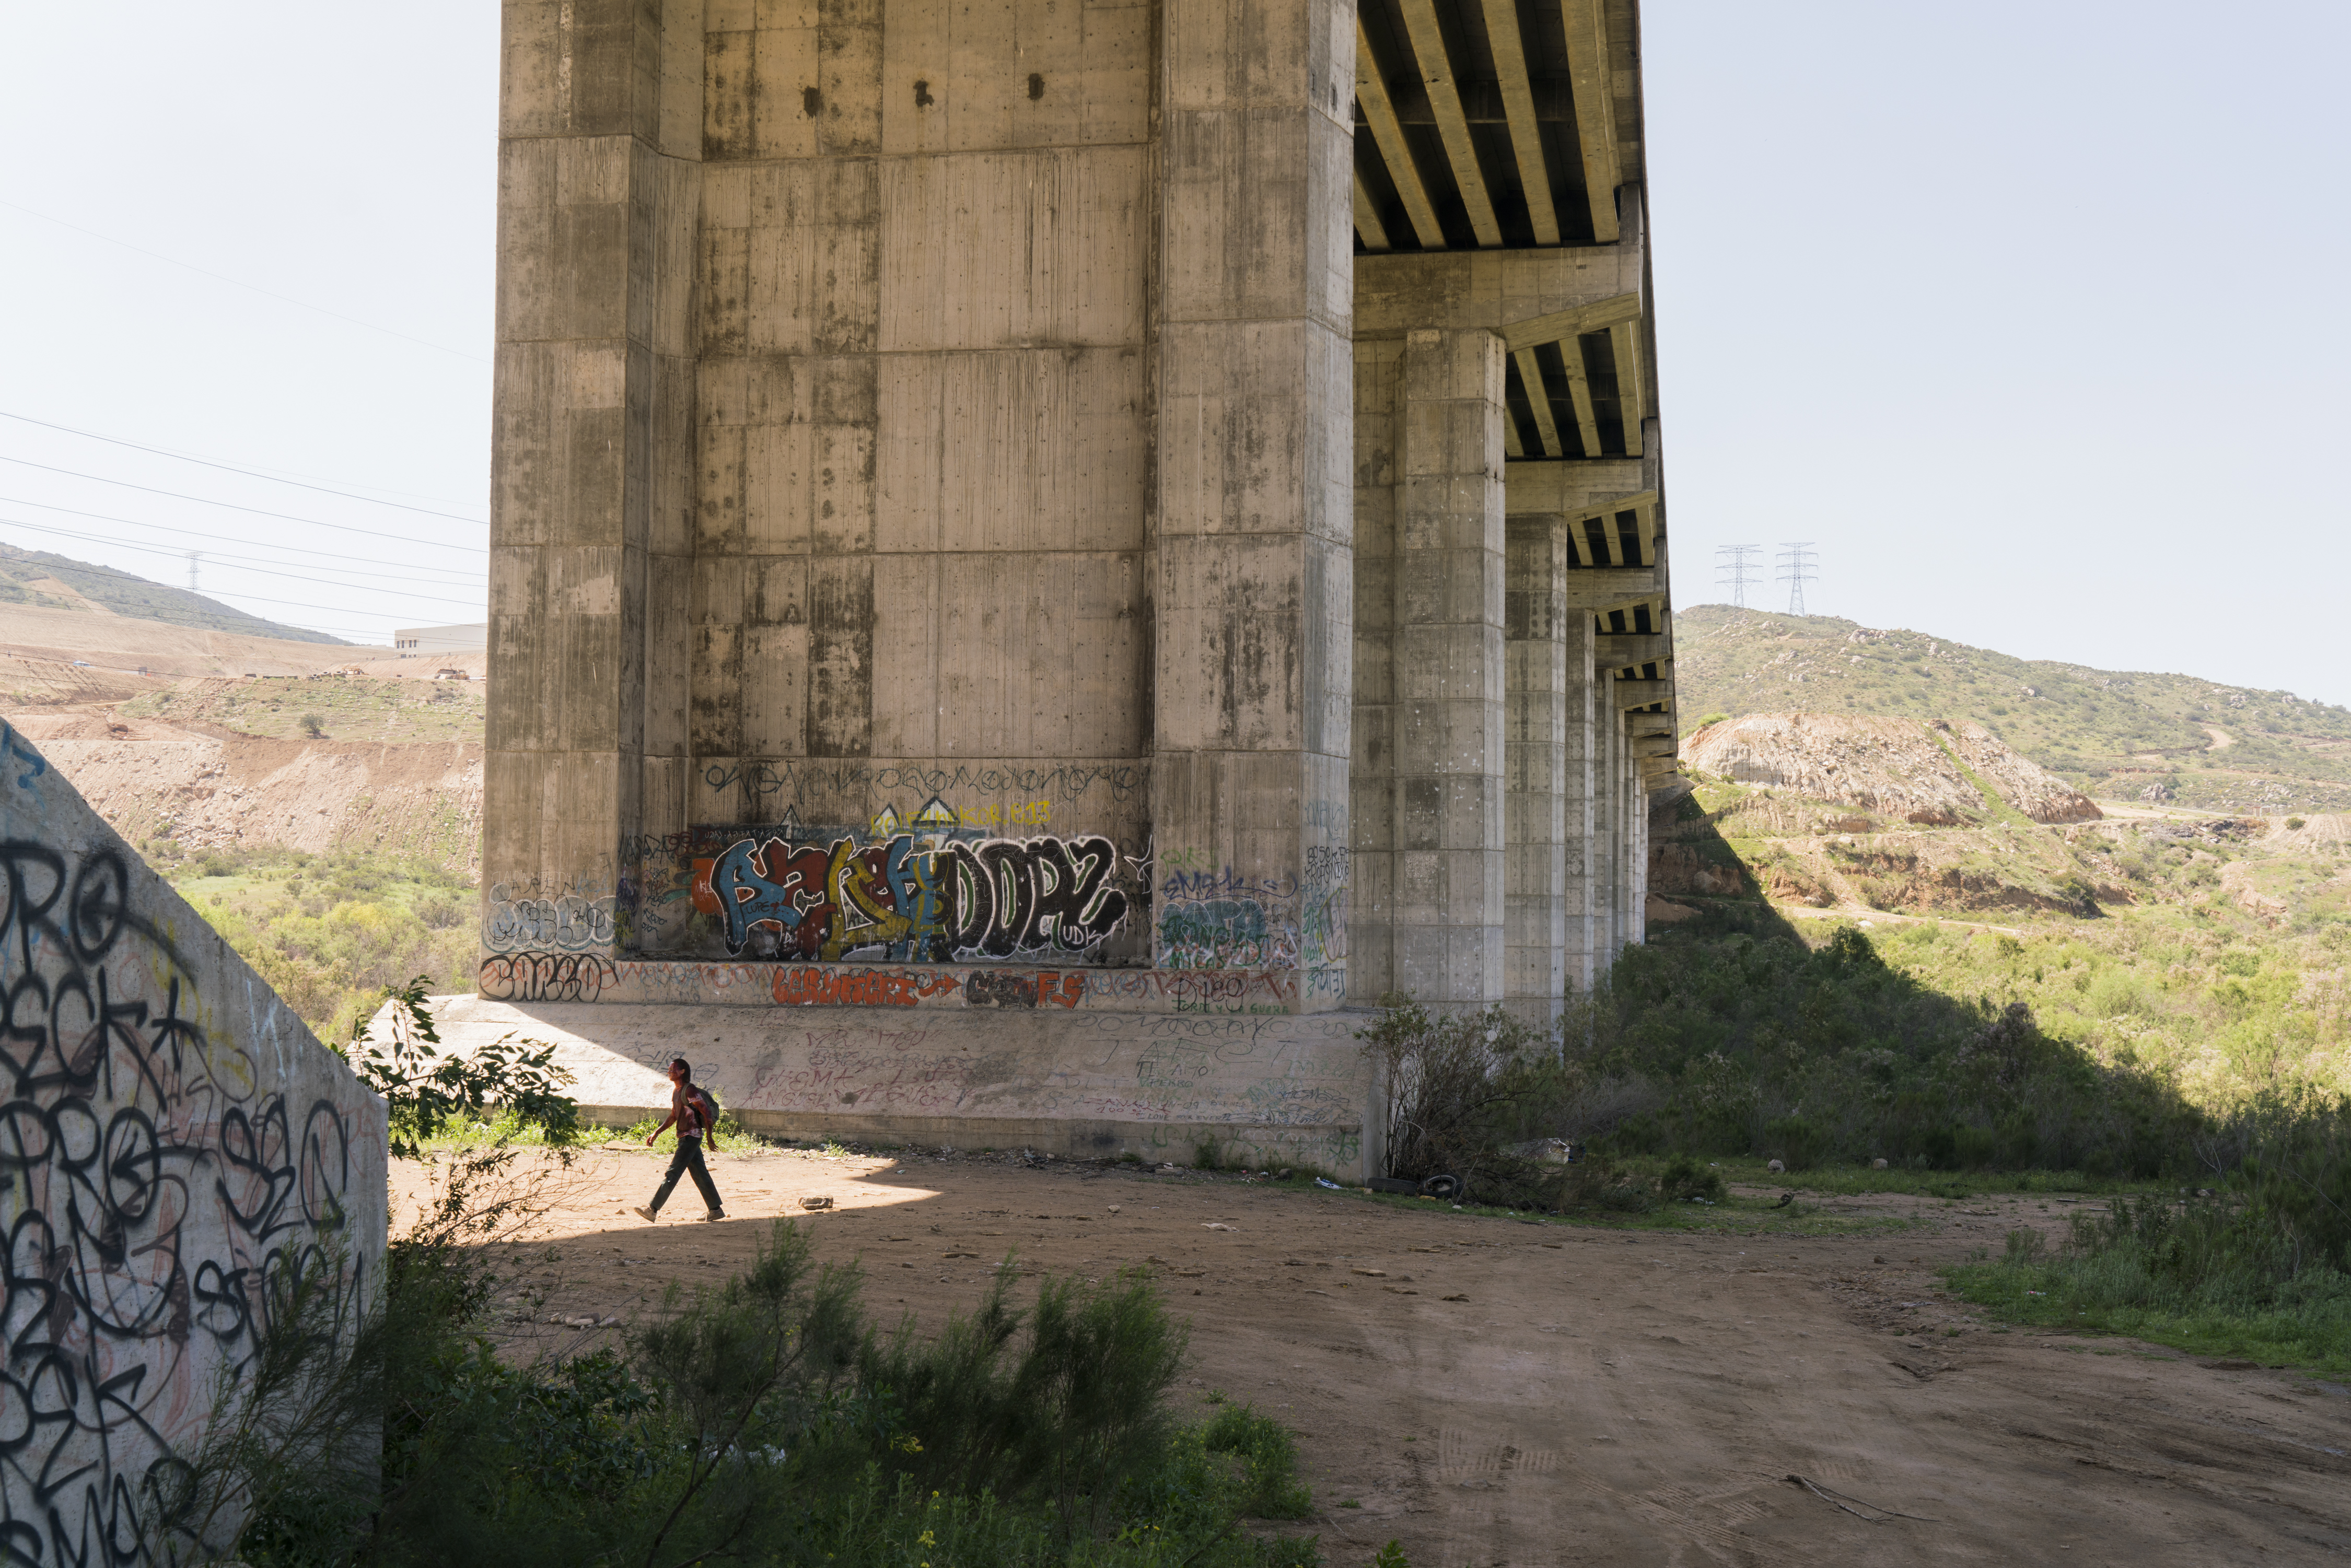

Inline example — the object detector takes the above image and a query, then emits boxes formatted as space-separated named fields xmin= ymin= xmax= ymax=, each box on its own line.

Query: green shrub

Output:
xmin=203 ymin=1216 xmax=1319 ymax=1568
xmin=1659 ymin=1156 xmax=1725 ymax=1203
xmin=1201 ymin=1403 xmax=1312 ymax=1518
xmin=1762 ymin=1115 xmax=1827 ymax=1172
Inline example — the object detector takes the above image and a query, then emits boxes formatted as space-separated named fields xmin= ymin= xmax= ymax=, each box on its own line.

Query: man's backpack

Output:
xmin=692 ymin=1085 xmax=723 ymax=1146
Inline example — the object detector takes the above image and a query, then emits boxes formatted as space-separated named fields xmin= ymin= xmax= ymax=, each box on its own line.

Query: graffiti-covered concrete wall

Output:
xmin=0 ymin=721 xmax=388 ymax=1566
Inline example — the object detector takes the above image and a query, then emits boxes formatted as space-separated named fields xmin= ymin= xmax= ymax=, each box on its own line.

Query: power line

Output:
xmin=0 ymin=509 xmax=484 ymax=589
xmin=0 ymin=518 xmax=487 ymax=610
xmin=1715 ymin=544 xmax=1765 ymax=609
xmin=0 ymin=198 xmax=491 ymax=365
xmin=0 ymin=456 xmax=488 ymax=552
xmin=0 ymin=540 xmax=406 ymax=627
xmin=0 ymin=410 xmax=488 ymax=524
xmin=0 ymin=494 xmax=484 ymax=578
xmin=1776 ymin=542 xmax=1819 ymax=616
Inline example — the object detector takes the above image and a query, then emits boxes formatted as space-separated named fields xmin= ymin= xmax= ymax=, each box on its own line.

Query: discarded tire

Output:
xmin=799 ymin=1195 xmax=835 ymax=1210
xmin=1419 ymin=1173 xmax=1465 ymax=1201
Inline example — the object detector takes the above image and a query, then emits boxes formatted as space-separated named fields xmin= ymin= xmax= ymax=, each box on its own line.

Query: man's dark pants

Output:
xmin=648 ymin=1133 xmax=723 ymax=1215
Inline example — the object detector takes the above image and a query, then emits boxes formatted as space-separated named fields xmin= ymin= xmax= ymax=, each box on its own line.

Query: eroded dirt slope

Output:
xmin=410 ymin=1150 xmax=2351 ymax=1567
xmin=5 ymin=709 xmax=481 ymax=869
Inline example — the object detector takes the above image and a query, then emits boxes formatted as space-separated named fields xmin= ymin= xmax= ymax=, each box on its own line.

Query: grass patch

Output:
xmin=1948 ymin=1255 xmax=2351 ymax=1376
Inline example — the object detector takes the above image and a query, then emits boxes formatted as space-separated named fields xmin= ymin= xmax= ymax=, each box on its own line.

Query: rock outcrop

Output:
xmin=1680 ymin=714 xmax=2101 ymax=825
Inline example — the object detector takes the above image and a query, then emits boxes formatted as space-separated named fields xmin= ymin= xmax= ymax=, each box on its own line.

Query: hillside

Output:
xmin=1672 ymin=605 xmax=2351 ymax=815
xmin=0 ymin=540 xmax=347 ymax=642
xmin=1650 ymin=753 xmax=2351 ymax=1109
xmin=1682 ymin=713 xmax=2101 ymax=826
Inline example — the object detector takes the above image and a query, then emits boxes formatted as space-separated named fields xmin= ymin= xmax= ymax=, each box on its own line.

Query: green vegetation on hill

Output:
xmin=1674 ymin=604 xmax=2351 ymax=814
xmin=0 ymin=539 xmax=347 ymax=642
xmin=153 ymin=843 xmax=476 ymax=1042
xmin=1617 ymin=754 xmax=2351 ymax=1370
xmin=123 ymin=673 xmax=484 ymax=742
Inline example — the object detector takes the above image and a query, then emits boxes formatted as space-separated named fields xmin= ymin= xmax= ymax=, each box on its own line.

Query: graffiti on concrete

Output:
xmin=474 ymin=954 xmax=1318 ymax=1013
xmin=1151 ymin=848 xmax=1348 ymax=975
xmin=482 ymin=883 xmax=619 ymax=954
xmin=696 ymin=760 xmax=1146 ymax=808
xmin=696 ymin=832 xmax=1131 ymax=962
xmin=478 ymin=951 xmax=622 ymax=1002
xmin=0 ymin=827 xmax=378 ymax=1565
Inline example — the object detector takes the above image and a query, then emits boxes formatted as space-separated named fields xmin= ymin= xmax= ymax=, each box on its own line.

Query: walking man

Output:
xmin=634 ymin=1057 xmax=726 ymax=1222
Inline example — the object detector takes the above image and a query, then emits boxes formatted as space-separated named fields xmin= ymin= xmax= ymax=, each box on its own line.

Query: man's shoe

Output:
xmin=633 ymin=1206 xmax=658 ymax=1223
xmin=701 ymin=1209 xmax=727 ymax=1222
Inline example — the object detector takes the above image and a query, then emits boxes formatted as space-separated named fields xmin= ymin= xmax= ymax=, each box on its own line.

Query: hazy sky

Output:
xmin=1644 ymin=2 xmax=2350 ymax=703
xmin=2 ymin=3 xmax=2343 ymax=696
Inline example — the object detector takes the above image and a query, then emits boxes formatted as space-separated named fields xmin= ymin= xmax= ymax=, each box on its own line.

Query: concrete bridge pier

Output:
xmin=468 ymin=0 xmax=1682 ymax=1167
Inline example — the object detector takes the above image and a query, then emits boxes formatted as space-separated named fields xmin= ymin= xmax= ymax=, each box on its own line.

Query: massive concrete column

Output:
xmin=1504 ymin=518 xmax=1568 ymax=1029
xmin=1348 ymin=340 xmax=1402 ymax=1002
xmin=1389 ymin=329 xmax=1506 ymax=1007
xmin=487 ymin=1 xmax=703 ymax=953
xmin=1594 ymin=698 xmax=1624 ymax=972
xmin=1561 ymin=614 xmax=1597 ymax=994
xmin=1151 ymin=0 xmax=1357 ymax=1004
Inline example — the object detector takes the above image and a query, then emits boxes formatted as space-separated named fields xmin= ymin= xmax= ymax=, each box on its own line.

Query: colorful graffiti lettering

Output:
xmin=694 ymin=832 xmax=1130 ymax=962
xmin=1155 ymin=897 xmax=1299 ymax=970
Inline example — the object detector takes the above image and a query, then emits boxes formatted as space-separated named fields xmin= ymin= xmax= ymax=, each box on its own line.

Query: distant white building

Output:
xmin=392 ymin=623 xmax=488 ymax=655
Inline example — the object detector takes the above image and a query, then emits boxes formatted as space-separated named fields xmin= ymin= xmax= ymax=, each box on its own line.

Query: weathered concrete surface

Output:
xmin=482 ymin=0 xmax=1678 ymax=1121
xmin=0 ymin=720 xmax=388 ymax=1564
xmin=426 ymin=995 xmax=1373 ymax=1175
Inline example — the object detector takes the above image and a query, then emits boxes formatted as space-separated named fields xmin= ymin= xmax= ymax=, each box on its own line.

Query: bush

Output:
xmin=194 ymin=1210 xmax=1321 ymax=1568
xmin=1951 ymin=1095 xmax=2351 ymax=1371
xmin=300 ymin=713 xmax=327 ymax=738
xmin=1761 ymin=1115 xmax=1827 ymax=1172
xmin=1659 ymin=1156 xmax=1725 ymax=1204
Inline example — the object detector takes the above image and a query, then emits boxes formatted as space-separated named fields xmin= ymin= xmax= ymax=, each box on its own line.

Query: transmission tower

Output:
xmin=186 ymin=551 xmax=200 ymax=593
xmin=1776 ymin=542 xmax=1818 ymax=616
xmin=1714 ymin=544 xmax=1765 ymax=609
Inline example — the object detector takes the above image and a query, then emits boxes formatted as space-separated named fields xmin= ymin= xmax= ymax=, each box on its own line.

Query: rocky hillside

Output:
xmin=0 ymin=540 xmax=347 ymax=642
xmin=1672 ymin=605 xmax=2351 ymax=815
xmin=1682 ymin=714 xmax=2101 ymax=826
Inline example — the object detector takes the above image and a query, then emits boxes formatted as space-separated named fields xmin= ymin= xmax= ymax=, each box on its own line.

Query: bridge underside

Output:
xmin=484 ymin=0 xmax=1675 ymax=1177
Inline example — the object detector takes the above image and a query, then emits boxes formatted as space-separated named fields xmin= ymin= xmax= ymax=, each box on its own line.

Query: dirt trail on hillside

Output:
xmin=402 ymin=1152 xmax=2351 ymax=1566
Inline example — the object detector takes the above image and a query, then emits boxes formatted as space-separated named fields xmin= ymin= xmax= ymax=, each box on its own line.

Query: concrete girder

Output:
xmin=1610 ymin=319 xmax=1646 ymax=457
xmin=1612 ymin=679 xmax=1670 ymax=707
xmin=1356 ymin=19 xmax=1446 ymax=250
xmin=1559 ymin=0 xmax=1621 ymax=243
xmin=1353 ymin=172 xmax=1393 ymax=252
xmin=1396 ymin=0 xmax=1504 ymax=247
xmin=1479 ymin=0 xmax=1561 ymax=246
xmin=1597 ymin=633 xmax=1670 ymax=667
xmin=1557 ymin=337 xmax=1605 ymax=463
xmin=1631 ymin=735 xmax=1676 ymax=759
xmin=1559 ymin=567 xmax=1661 ymax=606
xmin=1502 ymin=457 xmax=1647 ymax=513
xmin=1502 ymin=292 xmax=1642 ymax=354
xmin=1512 ymin=346 xmax=1565 ymax=457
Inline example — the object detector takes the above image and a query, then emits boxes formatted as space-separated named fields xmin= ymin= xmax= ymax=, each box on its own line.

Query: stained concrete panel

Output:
xmin=0 ymin=722 xmax=388 ymax=1562
xmin=428 ymin=995 xmax=1372 ymax=1174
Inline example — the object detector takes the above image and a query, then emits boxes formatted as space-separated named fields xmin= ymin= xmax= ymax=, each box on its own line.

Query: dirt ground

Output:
xmin=394 ymin=1147 xmax=2351 ymax=1567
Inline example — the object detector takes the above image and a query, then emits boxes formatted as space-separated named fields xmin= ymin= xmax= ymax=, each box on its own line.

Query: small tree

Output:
xmin=346 ymin=975 xmax=579 ymax=1156
xmin=299 ymin=713 xmax=327 ymax=738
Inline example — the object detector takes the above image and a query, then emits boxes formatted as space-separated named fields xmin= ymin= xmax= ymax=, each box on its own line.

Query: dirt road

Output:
xmin=400 ymin=1148 xmax=2351 ymax=1566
